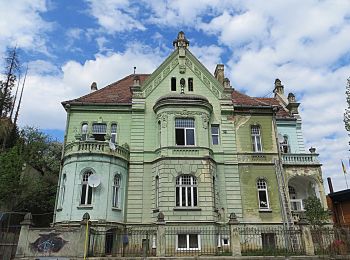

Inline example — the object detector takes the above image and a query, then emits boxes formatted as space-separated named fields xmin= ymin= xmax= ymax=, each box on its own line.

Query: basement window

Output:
xmin=177 ymin=234 xmax=201 ymax=250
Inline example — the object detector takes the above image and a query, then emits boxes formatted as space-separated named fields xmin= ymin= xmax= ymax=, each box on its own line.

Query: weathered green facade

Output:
xmin=49 ymin=32 xmax=327 ymax=256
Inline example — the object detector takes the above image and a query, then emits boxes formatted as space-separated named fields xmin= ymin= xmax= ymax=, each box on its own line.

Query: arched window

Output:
xmin=81 ymin=123 xmax=88 ymax=141
xmin=81 ymin=171 xmax=93 ymax=205
xmin=257 ymin=179 xmax=269 ymax=210
xmin=176 ymin=175 xmax=198 ymax=207
xmin=280 ymin=135 xmax=290 ymax=153
xmin=251 ymin=125 xmax=262 ymax=152
xmin=112 ymin=175 xmax=120 ymax=208
xmin=111 ymin=124 xmax=117 ymax=144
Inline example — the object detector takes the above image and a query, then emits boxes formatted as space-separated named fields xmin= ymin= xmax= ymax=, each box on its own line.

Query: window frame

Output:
xmin=112 ymin=174 xmax=121 ymax=208
xmin=257 ymin=179 xmax=270 ymax=210
xmin=251 ymin=125 xmax=262 ymax=152
xmin=176 ymin=234 xmax=201 ymax=251
xmin=81 ymin=171 xmax=93 ymax=205
xmin=110 ymin=123 xmax=118 ymax=144
xmin=92 ymin=123 xmax=107 ymax=141
xmin=188 ymin=78 xmax=193 ymax=92
xmin=280 ymin=135 xmax=290 ymax=153
xmin=175 ymin=175 xmax=198 ymax=207
xmin=81 ymin=123 xmax=88 ymax=141
xmin=175 ymin=118 xmax=196 ymax=146
xmin=171 ymin=77 xmax=176 ymax=91
xmin=211 ymin=124 xmax=220 ymax=145
xmin=155 ymin=176 xmax=159 ymax=209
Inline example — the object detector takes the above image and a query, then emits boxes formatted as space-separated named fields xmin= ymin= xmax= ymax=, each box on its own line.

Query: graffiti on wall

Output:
xmin=31 ymin=233 xmax=67 ymax=253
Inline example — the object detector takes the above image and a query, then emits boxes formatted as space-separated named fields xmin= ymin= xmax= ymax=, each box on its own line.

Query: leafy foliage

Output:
xmin=0 ymin=127 xmax=62 ymax=213
xmin=304 ymin=196 xmax=329 ymax=228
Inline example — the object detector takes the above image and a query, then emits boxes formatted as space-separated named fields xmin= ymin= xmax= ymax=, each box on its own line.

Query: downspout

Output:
xmin=53 ymin=104 xmax=71 ymax=224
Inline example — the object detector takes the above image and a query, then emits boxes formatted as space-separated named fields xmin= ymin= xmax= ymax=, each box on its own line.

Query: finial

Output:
xmin=173 ymin=31 xmax=190 ymax=49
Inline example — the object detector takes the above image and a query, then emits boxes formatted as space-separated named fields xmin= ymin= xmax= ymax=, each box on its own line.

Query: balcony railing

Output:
xmin=155 ymin=146 xmax=213 ymax=158
xmin=64 ymin=141 xmax=129 ymax=161
xmin=282 ymin=153 xmax=320 ymax=165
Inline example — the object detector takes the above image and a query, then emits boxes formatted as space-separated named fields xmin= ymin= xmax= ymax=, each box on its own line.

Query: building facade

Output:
xmin=51 ymin=32 xmax=326 ymax=255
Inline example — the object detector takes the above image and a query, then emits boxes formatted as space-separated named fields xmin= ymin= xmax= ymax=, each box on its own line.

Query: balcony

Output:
xmin=64 ymin=141 xmax=129 ymax=161
xmin=290 ymin=199 xmax=305 ymax=222
xmin=282 ymin=153 xmax=320 ymax=165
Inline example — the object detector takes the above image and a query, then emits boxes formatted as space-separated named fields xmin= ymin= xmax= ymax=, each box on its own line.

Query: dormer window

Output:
xmin=171 ymin=77 xmax=176 ymax=91
xmin=92 ymin=123 xmax=107 ymax=141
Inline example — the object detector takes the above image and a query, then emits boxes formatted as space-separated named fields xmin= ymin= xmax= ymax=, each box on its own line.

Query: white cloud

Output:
xmin=19 ymin=44 xmax=164 ymax=129
xmin=0 ymin=0 xmax=51 ymax=55
xmin=85 ymin=0 xmax=146 ymax=34
xmin=190 ymin=44 xmax=224 ymax=73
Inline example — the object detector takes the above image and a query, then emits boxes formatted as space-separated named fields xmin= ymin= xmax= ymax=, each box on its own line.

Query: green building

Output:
xmin=51 ymin=32 xmax=326 ymax=255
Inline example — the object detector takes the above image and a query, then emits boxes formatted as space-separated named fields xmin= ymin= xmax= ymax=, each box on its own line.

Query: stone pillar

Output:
xmin=228 ymin=213 xmax=241 ymax=257
xmin=15 ymin=213 xmax=33 ymax=257
xmin=299 ymin=217 xmax=315 ymax=256
xmin=156 ymin=212 xmax=166 ymax=257
xmin=80 ymin=212 xmax=91 ymax=258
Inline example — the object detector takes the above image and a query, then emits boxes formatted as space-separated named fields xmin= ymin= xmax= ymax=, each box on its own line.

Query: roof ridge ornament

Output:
xmin=173 ymin=31 xmax=189 ymax=49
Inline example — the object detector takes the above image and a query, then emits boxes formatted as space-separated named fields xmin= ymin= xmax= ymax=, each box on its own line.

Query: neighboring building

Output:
xmin=327 ymin=178 xmax=350 ymax=226
xmin=50 ymin=32 xmax=326 ymax=254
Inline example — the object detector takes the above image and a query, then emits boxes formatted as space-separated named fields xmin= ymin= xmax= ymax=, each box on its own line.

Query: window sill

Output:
xmin=259 ymin=209 xmax=272 ymax=213
xmin=173 ymin=207 xmax=201 ymax=211
xmin=112 ymin=207 xmax=121 ymax=211
xmin=77 ymin=205 xmax=93 ymax=209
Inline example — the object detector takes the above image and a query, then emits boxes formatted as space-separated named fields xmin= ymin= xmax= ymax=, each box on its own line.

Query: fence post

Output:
xmin=298 ymin=217 xmax=315 ymax=256
xmin=156 ymin=212 xmax=166 ymax=257
xmin=80 ymin=212 xmax=90 ymax=258
xmin=228 ymin=213 xmax=241 ymax=257
xmin=15 ymin=213 xmax=33 ymax=257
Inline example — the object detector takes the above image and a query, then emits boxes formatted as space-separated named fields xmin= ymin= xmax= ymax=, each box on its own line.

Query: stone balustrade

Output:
xmin=282 ymin=153 xmax=320 ymax=165
xmin=64 ymin=141 xmax=129 ymax=161
xmin=155 ymin=146 xmax=213 ymax=158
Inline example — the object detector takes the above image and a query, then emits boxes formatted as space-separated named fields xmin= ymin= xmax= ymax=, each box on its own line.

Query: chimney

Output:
xmin=273 ymin=79 xmax=284 ymax=95
xmin=133 ymin=75 xmax=140 ymax=87
xmin=327 ymin=177 xmax=334 ymax=193
xmin=286 ymin=92 xmax=300 ymax=114
xmin=223 ymin=78 xmax=230 ymax=89
xmin=90 ymin=82 xmax=97 ymax=92
xmin=214 ymin=64 xmax=224 ymax=85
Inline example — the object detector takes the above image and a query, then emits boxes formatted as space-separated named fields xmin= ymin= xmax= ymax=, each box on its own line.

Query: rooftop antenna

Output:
xmin=133 ymin=66 xmax=136 ymax=74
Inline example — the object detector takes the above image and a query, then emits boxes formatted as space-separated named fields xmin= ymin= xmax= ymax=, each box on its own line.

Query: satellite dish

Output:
xmin=88 ymin=175 xmax=101 ymax=188
xmin=277 ymin=134 xmax=284 ymax=143
xmin=109 ymin=141 xmax=116 ymax=151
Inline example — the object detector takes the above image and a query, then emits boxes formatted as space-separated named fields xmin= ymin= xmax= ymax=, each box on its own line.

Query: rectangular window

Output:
xmin=111 ymin=124 xmax=117 ymax=144
xmin=171 ymin=77 xmax=176 ymax=91
xmin=155 ymin=176 xmax=159 ymax=208
xmin=257 ymin=179 xmax=269 ymax=210
xmin=188 ymin=78 xmax=193 ymax=91
xmin=177 ymin=234 xmax=200 ymax=250
xmin=81 ymin=123 xmax=88 ymax=141
xmin=211 ymin=125 xmax=219 ymax=145
xmin=175 ymin=118 xmax=195 ymax=146
xmin=251 ymin=125 xmax=262 ymax=152
xmin=92 ymin=123 xmax=107 ymax=141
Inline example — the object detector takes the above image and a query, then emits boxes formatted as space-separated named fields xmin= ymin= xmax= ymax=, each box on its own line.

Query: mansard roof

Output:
xmin=62 ymin=74 xmax=150 ymax=106
xmin=62 ymin=73 xmax=293 ymax=119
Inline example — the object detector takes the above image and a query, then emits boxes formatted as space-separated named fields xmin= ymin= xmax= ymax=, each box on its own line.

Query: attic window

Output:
xmin=92 ymin=123 xmax=107 ymax=141
xmin=188 ymin=78 xmax=193 ymax=91
xmin=171 ymin=77 xmax=176 ymax=91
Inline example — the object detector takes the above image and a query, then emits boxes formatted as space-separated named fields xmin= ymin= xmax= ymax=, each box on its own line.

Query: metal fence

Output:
xmin=164 ymin=225 xmax=231 ymax=257
xmin=88 ymin=226 xmax=157 ymax=257
xmin=238 ymin=225 xmax=305 ymax=256
xmin=311 ymin=226 xmax=350 ymax=256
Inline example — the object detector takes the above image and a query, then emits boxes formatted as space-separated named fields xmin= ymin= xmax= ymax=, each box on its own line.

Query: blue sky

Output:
xmin=1 ymin=0 xmax=350 ymax=192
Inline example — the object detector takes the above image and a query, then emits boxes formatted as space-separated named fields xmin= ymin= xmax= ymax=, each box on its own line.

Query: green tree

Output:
xmin=0 ymin=127 xmax=62 ymax=214
xmin=304 ymin=196 xmax=329 ymax=228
